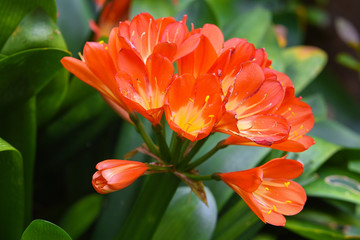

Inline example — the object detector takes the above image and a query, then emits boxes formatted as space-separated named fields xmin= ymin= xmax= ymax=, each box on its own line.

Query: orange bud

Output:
xmin=92 ymin=160 xmax=148 ymax=194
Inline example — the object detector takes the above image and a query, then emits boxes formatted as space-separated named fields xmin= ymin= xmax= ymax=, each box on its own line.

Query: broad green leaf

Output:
xmin=222 ymin=7 xmax=271 ymax=47
xmin=303 ymin=94 xmax=328 ymax=122
xmin=0 ymin=98 xmax=36 ymax=224
xmin=153 ymin=186 xmax=217 ymax=240
xmin=212 ymin=200 xmax=263 ymax=240
xmin=286 ymin=219 xmax=348 ymax=240
xmin=305 ymin=168 xmax=360 ymax=204
xmin=21 ymin=220 xmax=72 ymax=240
xmin=0 ymin=138 xmax=24 ymax=240
xmin=197 ymin=133 xmax=270 ymax=210
xmin=0 ymin=0 xmax=57 ymax=49
xmin=310 ymin=120 xmax=360 ymax=149
xmin=349 ymin=160 xmax=360 ymax=174
xmin=117 ymin=173 xmax=180 ymax=240
xmin=0 ymin=8 xmax=69 ymax=126
xmin=282 ymin=46 xmax=327 ymax=93
xmin=1 ymin=8 xmax=67 ymax=55
xmin=131 ymin=0 xmax=176 ymax=19
xmin=59 ymin=194 xmax=103 ymax=240
xmin=0 ymin=48 xmax=70 ymax=112
xmin=287 ymin=136 xmax=341 ymax=181
xmin=37 ymin=69 xmax=69 ymax=126
xmin=176 ymin=0 xmax=218 ymax=28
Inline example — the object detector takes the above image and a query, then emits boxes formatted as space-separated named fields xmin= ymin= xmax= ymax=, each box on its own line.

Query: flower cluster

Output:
xmin=61 ymin=12 xmax=313 ymax=226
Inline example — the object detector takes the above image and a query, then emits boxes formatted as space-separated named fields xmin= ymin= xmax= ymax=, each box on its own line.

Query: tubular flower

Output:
xmin=92 ymin=160 xmax=148 ymax=194
xmin=215 ymin=62 xmax=289 ymax=145
xmin=110 ymin=12 xmax=192 ymax=63
xmin=224 ymin=88 xmax=315 ymax=152
xmin=164 ymin=73 xmax=223 ymax=141
xmin=61 ymin=41 xmax=132 ymax=122
xmin=90 ymin=0 xmax=131 ymax=40
xmin=116 ymin=51 xmax=174 ymax=125
xmin=219 ymin=158 xmax=306 ymax=226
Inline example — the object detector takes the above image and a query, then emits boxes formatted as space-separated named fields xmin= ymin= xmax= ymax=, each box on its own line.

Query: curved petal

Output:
xmin=219 ymin=167 xmax=263 ymax=192
xmin=236 ymin=114 xmax=290 ymax=145
xmin=200 ymin=24 xmax=224 ymax=54
xmin=261 ymin=158 xmax=304 ymax=179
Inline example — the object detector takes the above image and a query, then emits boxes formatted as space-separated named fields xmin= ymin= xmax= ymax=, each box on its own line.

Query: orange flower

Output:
xmin=225 ymin=87 xmax=315 ymax=152
xmin=215 ymin=62 xmax=289 ymax=145
xmin=219 ymin=157 xmax=306 ymax=226
xmin=164 ymin=73 xmax=223 ymax=141
xmin=116 ymin=51 xmax=174 ymax=125
xmin=90 ymin=0 xmax=131 ymax=40
xmin=61 ymin=41 xmax=132 ymax=122
xmin=92 ymin=160 xmax=148 ymax=194
xmin=111 ymin=13 xmax=190 ymax=63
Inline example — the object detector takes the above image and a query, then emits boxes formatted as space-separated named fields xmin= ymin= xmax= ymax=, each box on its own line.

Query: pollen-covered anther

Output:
xmin=267 ymin=209 xmax=272 ymax=214
xmin=205 ymin=95 xmax=210 ymax=102
xmin=209 ymin=114 xmax=215 ymax=118
xmin=273 ymin=205 xmax=277 ymax=211
xmin=189 ymin=98 xmax=194 ymax=103
xmin=265 ymin=187 xmax=269 ymax=191
xmin=286 ymin=200 xmax=292 ymax=203
xmin=98 ymin=40 xmax=104 ymax=44
xmin=284 ymin=182 xmax=290 ymax=188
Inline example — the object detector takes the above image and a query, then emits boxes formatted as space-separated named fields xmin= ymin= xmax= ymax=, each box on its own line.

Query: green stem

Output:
xmin=179 ymin=137 xmax=208 ymax=169
xmin=182 ymin=172 xmax=221 ymax=181
xmin=116 ymin=173 xmax=180 ymax=240
xmin=184 ymin=140 xmax=227 ymax=171
xmin=130 ymin=114 xmax=160 ymax=157
xmin=153 ymin=124 xmax=171 ymax=162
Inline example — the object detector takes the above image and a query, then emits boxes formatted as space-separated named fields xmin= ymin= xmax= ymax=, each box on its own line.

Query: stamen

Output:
xmin=273 ymin=205 xmax=277 ymax=211
xmin=189 ymin=98 xmax=194 ymax=103
xmin=205 ymin=95 xmax=210 ymax=102
xmin=78 ymin=52 xmax=85 ymax=62
xmin=286 ymin=200 xmax=292 ymax=203
xmin=284 ymin=182 xmax=290 ymax=188
xmin=98 ymin=40 xmax=104 ymax=44
xmin=209 ymin=115 xmax=215 ymax=118
xmin=265 ymin=187 xmax=269 ymax=191
xmin=267 ymin=209 xmax=272 ymax=214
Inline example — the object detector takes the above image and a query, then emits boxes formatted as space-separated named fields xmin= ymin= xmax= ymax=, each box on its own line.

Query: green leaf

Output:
xmin=212 ymin=200 xmax=262 ymax=240
xmin=303 ymin=94 xmax=328 ymax=122
xmin=286 ymin=219 xmax=347 ymax=240
xmin=0 ymin=98 xmax=36 ymax=224
xmin=37 ymin=69 xmax=69 ymax=126
xmin=310 ymin=120 xmax=360 ymax=149
xmin=59 ymin=194 xmax=103 ymax=240
xmin=0 ymin=48 xmax=70 ymax=112
xmin=117 ymin=173 xmax=180 ymax=240
xmin=305 ymin=168 xmax=360 ymax=204
xmin=1 ymin=8 xmax=67 ymax=55
xmin=287 ymin=136 xmax=341 ymax=182
xmin=21 ymin=220 xmax=72 ymax=240
xmin=0 ymin=138 xmax=24 ymax=240
xmin=282 ymin=46 xmax=327 ymax=94
xmin=222 ymin=7 xmax=271 ymax=47
xmin=198 ymin=133 xmax=270 ymax=210
xmin=0 ymin=0 xmax=57 ymax=49
xmin=176 ymin=0 xmax=218 ymax=28
xmin=153 ymin=186 xmax=217 ymax=240
xmin=131 ymin=0 xmax=176 ymax=19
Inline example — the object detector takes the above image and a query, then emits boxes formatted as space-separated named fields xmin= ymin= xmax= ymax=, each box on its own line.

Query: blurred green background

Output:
xmin=1 ymin=0 xmax=360 ymax=239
